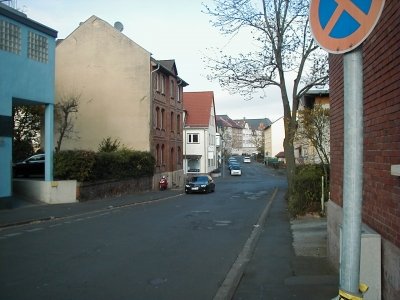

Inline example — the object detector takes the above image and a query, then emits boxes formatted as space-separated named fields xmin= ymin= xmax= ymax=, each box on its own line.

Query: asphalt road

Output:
xmin=0 ymin=160 xmax=287 ymax=300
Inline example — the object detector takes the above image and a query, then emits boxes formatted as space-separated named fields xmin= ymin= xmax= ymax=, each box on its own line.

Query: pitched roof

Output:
xmin=158 ymin=60 xmax=177 ymax=75
xmin=234 ymin=118 xmax=272 ymax=130
xmin=216 ymin=115 xmax=242 ymax=129
xmin=183 ymin=91 xmax=215 ymax=127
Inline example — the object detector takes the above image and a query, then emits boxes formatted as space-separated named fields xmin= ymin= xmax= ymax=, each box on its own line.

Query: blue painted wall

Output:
xmin=0 ymin=5 xmax=57 ymax=200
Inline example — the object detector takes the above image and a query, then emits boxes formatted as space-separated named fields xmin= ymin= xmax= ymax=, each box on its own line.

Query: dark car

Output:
xmin=13 ymin=154 xmax=45 ymax=177
xmin=185 ymin=175 xmax=215 ymax=194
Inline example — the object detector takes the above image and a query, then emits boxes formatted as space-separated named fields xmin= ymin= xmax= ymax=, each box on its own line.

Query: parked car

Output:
xmin=230 ymin=165 xmax=242 ymax=176
xmin=185 ymin=175 xmax=215 ymax=194
xmin=13 ymin=154 xmax=45 ymax=177
xmin=243 ymin=156 xmax=251 ymax=163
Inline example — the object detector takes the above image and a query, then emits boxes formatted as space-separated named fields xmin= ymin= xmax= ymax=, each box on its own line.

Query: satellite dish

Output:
xmin=114 ymin=21 xmax=124 ymax=32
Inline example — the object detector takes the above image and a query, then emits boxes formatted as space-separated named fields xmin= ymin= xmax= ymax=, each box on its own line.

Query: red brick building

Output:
xmin=151 ymin=59 xmax=188 ymax=188
xmin=327 ymin=1 xmax=400 ymax=299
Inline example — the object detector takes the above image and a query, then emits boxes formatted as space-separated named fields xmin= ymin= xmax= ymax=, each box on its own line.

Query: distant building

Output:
xmin=183 ymin=91 xmax=217 ymax=174
xmin=263 ymin=116 xmax=284 ymax=158
xmin=294 ymin=89 xmax=330 ymax=164
xmin=216 ymin=115 xmax=243 ymax=156
xmin=234 ymin=118 xmax=271 ymax=155
xmin=0 ymin=3 xmax=57 ymax=202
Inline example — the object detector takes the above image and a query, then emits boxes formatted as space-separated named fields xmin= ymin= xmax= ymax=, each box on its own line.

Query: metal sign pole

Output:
xmin=340 ymin=47 xmax=364 ymax=296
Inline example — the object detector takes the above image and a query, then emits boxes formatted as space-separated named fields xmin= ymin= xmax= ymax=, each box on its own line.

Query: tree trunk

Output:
xmin=283 ymin=117 xmax=296 ymax=193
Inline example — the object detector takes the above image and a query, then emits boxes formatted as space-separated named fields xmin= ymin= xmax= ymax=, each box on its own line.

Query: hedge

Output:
xmin=54 ymin=149 xmax=155 ymax=182
xmin=288 ymin=164 xmax=329 ymax=217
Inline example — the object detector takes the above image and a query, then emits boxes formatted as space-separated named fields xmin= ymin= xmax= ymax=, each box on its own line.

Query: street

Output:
xmin=0 ymin=161 xmax=286 ymax=300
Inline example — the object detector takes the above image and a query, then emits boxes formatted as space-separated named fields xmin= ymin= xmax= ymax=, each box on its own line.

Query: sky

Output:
xmin=10 ymin=0 xmax=284 ymax=122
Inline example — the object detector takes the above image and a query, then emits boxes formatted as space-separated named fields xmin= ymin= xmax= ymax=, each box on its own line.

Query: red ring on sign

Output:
xmin=310 ymin=0 xmax=385 ymax=54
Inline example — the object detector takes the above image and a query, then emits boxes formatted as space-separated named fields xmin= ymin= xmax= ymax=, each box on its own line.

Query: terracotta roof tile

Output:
xmin=183 ymin=91 xmax=214 ymax=127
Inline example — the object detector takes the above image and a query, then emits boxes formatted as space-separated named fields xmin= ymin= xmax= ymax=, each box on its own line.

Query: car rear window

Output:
xmin=189 ymin=176 xmax=208 ymax=183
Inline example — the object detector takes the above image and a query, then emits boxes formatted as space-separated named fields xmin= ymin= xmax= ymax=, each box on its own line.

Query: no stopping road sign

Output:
xmin=310 ymin=0 xmax=385 ymax=54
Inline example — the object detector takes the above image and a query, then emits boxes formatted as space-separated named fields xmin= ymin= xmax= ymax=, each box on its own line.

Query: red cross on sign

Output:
xmin=310 ymin=0 xmax=385 ymax=54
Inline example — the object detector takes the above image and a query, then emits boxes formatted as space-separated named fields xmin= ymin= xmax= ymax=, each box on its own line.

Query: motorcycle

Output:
xmin=159 ymin=176 xmax=168 ymax=190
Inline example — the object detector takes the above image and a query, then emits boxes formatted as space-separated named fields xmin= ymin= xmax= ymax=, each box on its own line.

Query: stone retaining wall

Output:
xmin=77 ymin=176 xmax=152 ymax=201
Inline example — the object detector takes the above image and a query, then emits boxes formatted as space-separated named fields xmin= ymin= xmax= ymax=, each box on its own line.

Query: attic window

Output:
xmin=0 ymin=20 xmax=21 ymax=54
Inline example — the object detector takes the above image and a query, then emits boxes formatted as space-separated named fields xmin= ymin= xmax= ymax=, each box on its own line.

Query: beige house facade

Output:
xmin=55 ymin=16 xmax=188 ymax=188
xmin=263 ymin=116 xmax=284 ymax=158
xmin=294 ymin=90 xmax=330 ymax=164
xmin=56 ymin=16 xmax=152 ymax=151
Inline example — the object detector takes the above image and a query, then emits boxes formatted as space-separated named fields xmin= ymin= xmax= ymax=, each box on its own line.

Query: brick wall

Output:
xmin=329 ymin=0 xmax=400 ymax=248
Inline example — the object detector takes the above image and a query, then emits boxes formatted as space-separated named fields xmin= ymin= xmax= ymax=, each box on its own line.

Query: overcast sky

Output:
xmin=13 ymin=0 xmax=284 ymax=122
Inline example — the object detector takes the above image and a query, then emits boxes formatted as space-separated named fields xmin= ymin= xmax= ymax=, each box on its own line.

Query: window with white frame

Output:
xmin=187 ymin=133 xmax=199 ymax=144
xmin=155 ymin=73 xmax=160 ymax=91
xmin=0 ymin=20 xmax=21 ymax=54
xmin=28 ymin=31 xmax=48 ymax=63
xmin=176 ymin=86 xmax=181 ymax=102
xmin=160 ymin=74 xmax=165 ymax=94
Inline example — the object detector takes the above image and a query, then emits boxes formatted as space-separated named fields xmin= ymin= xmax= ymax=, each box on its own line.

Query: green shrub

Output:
xmin=54 ymin=150 xmax=96 ymax=182
xmin=92 ymin=149 xmax=155 ymax=180
xmin=54 ymin=149 xmax=155 ymax=182
xmin=98 ymin=137 xmax=121 ymax=152
xmin=288 ymin=164 xmax=328 ymax=217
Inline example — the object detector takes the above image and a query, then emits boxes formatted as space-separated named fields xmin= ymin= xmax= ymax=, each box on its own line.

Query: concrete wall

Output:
xmin=13 ymin=179 xmax=77 ymax=204
xmin=55 ymin=16 xmax=151 ymax=152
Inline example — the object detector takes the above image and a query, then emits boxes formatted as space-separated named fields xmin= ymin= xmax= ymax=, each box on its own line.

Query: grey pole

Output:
xmin=340 ymin=47 xmax=364 ymax=295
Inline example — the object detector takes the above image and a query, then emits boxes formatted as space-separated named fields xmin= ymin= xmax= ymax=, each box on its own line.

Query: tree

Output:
xmin=55 ymin=92 xmax=80 ymax=153
xmin=251 ymin=131 xmax=264 ymax=156
xmin=13 ymin=105 xmax=43 ymax=161
xmin=203 ymin=0 xmax=328 ymax=192
xmin=296 ymin=104 xmax=330 ymax=179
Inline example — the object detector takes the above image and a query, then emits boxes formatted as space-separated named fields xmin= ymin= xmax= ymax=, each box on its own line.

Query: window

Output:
xmin=0 ymin=20 xmax=21 ymax=54
xmin=154 ymin=73 xmax=160 ymax=91
xmin=176 ymin=86 xmax=181 ymax=102
xmin=161 ymin=144 xmax=165 ymax=165
xmin=170 ymin=79 xmax=175 ymax=98
xmin=156 ymin=144 xmax=160 ymax=166
xmin=187 ymin=133 xmax=199 ymax=144
xmin=177 ymin=114 xmax=181 ymax=134
xmin=28 ymin=31 xmax=48 ymax=63
xmin=155 ymin=107 xmax=160 ymax=129
xmin=170 ymin=112 xmax=174 ymax=132
xmin=161 ymin=108 xmax=165 ymax=130
xmin=160 ymin=74 xmax=165 ymax=94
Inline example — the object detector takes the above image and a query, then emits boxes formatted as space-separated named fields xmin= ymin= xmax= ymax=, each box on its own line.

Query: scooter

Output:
xmin=159 ymin=176 xmax=168 ymax=190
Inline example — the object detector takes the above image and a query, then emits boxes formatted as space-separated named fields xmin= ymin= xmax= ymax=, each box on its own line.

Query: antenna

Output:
xmin=114 ymin=21 xmax=124 ymax=32
xmin=0 ymin=0 xmax=17 ymax=9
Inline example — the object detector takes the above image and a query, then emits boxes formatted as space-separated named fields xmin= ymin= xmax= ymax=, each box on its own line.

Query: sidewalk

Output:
xmin=233 ymin=190 xmax=339 ymax=300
